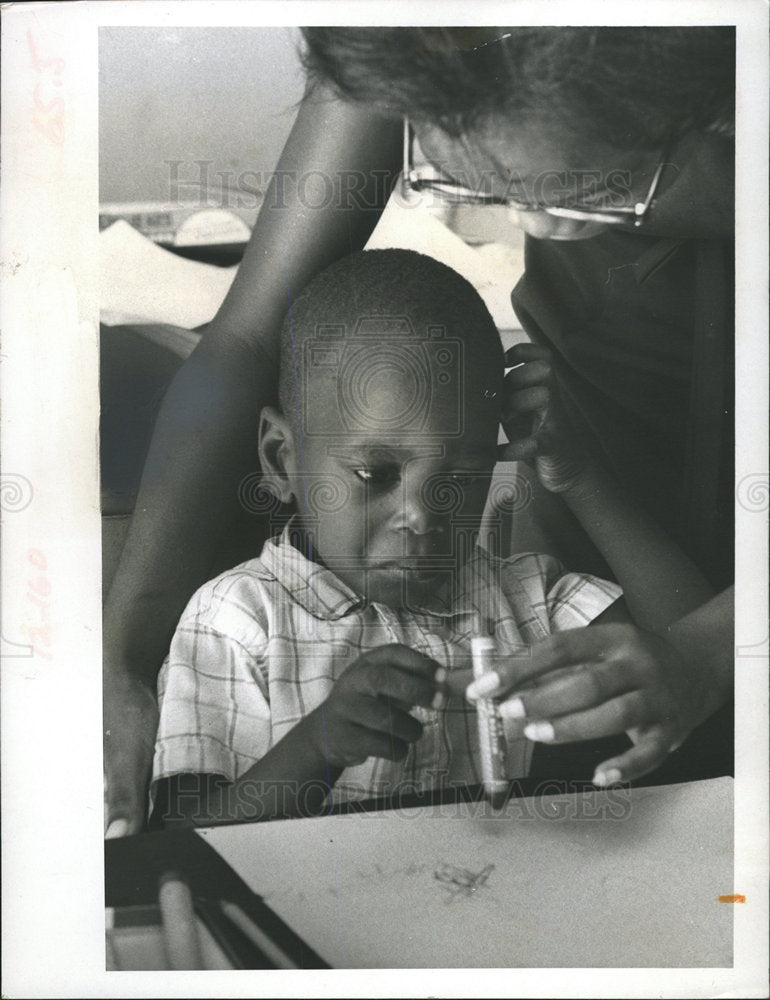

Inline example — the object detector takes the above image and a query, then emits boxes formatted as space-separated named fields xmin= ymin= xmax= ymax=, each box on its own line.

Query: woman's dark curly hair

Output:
xmin=301 ymin=26 xmax=734 ymax=150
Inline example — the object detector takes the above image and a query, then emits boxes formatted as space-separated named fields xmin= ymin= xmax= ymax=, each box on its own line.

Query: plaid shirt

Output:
xmin=153 ymin=527 xmax=621 ymax=805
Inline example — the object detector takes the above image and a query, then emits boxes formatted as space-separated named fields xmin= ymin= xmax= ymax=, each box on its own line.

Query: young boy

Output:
xmin=151 ymin=249 xmax=712 ymax=826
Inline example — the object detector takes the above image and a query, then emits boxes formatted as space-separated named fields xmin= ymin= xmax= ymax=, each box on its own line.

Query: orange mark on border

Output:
xmin=717 ymin=894 xmax=746 ymax=903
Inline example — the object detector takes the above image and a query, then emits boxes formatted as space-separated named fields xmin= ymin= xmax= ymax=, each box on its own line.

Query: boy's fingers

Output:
xmin=358 ymin=643 xmax=440 ymax=678
xmin=499 ymin=661 xmax=635 ymax=722
xmin=354 ymin=698 xmax=424 ymax=743
xmin=345 ymin=724 xmax=410 ymax=762
xmin=368 ymin=665 xmax=438 ymax=709
xmin=592 ymin=726 xmax=672 ymax=786
xmin=348 ymin=644 xmax=444 ymax=708
xmin=521 ymin=690 xmax=654 ymax=745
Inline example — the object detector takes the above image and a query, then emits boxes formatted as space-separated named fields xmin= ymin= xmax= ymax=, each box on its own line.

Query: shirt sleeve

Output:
xmin=539 ymin=554 xmax=623 ymax=632
xmin=151 ymin=610 xmax=272 ymax=798
xmin=505 ymin=552 xmax=622 ymax=635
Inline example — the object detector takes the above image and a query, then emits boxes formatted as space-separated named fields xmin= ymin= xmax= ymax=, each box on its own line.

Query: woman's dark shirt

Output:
xmin=512 ymin=229 xmax=734 ymax=591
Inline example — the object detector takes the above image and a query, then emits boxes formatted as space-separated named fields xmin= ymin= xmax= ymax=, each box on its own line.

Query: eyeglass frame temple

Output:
xmin=403 ymin=115 xmax=414 ymax=189
xmin=404 ymin=113 xmax=668 ymax=226
xmin=632 ymin=155 xmax=667 ymax=225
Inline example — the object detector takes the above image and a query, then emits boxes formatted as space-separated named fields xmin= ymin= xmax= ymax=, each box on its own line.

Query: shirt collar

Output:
xmin=260 ymin=523 xmax=494 ymax=623
xmin=259 ymin=525 xmax=365 ymax=621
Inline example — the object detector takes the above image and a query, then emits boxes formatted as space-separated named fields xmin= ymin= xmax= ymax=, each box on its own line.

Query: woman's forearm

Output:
xmin=103 ymin=333 xmax=274 ymax=676
xmin=561 ymin=462 xmax=715 ymax=631
xmin=664 ymin=587 xmax=734 ymax=705
xmin=214 ymin=81 xmax=402 ymax=346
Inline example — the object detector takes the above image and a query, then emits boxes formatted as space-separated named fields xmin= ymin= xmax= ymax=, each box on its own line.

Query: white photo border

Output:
xmin=1 ymin=2 xmax=767 ymax=997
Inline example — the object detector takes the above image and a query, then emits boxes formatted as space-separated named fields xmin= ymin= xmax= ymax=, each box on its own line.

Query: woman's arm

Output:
xmin=500 ymin=342 xmax=715 ymax=629
xmin=103 ymin=84 xmax=401 ymax=836
xmin=480 ymin=343 xmax=732 ymax=784
xmin=558 ymin=461 xmax=714 ymax=630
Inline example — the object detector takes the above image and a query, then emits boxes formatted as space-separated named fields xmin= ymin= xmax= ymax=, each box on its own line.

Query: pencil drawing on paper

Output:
xmin=434 ymin=862 xmax=495 ymax=902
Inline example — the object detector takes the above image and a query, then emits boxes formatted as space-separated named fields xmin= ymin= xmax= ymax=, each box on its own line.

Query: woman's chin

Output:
xmin=536 ymin=220 xmax=609 ymax=241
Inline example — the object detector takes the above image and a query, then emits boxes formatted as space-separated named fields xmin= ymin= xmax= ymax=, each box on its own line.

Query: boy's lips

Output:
xmin=368 ymin=547 xmax=450 ymax=566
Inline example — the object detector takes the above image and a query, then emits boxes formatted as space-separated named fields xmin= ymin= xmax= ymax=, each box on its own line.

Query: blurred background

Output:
xmin=100 ymin=26 xmax=304 ymax=219
xmin=99 ymin=25 xmax=523 ymax=295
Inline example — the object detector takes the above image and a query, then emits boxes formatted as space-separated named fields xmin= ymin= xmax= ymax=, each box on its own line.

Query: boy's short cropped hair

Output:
xmin=278 ymin=248 xmax=503 ymax=421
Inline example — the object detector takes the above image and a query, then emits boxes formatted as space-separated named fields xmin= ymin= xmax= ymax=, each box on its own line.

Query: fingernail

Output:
xmin=523 ymin=721 xmax=555 ymax=743
xmin=593 ymin=768 xmax=622 ymax=787
xmin=499 ymin=697 xmax=526 ymax=720
xmin=434 ymin=667 xmax=448 ymax=685
xmin=431 ymin=690 xmax=446 ymax=711
xmin=105 ymin=818 xmax=129 ymax=839
xmin=466 ymin=672 xmax=500 ymax=701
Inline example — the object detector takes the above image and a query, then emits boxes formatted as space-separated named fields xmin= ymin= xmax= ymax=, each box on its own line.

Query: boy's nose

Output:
xmin=396 ymin=505 xmax=444 ymax=538
xmin=390 ymin=483 xmax=444 ymax=538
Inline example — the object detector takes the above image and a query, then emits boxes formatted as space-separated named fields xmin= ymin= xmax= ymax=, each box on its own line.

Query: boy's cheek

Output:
xmin=307 ymin=510 xmax=368 ymax=559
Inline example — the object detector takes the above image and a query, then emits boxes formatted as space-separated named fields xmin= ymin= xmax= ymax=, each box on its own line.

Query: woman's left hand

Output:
xmin=465 ymin=623 xmax=724 ymax=786
xmin=498 ymin=342 xmax=590 ymax=495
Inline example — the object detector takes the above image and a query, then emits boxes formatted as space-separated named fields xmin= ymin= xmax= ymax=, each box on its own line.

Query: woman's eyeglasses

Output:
xmin=401 ymin=117 xmax=667 ymax=228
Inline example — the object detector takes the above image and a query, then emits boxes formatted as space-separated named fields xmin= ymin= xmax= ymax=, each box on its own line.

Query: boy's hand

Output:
xmin=498 ymin=343 xmax=590 ymax=495
xmin=302 ymin=644 xmax=446 ymax=770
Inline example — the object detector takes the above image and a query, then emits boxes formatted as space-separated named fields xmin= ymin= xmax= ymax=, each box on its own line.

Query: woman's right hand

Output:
xmin=103 ymin=664 xmax=159 ymax=837
xmin=466 ymin=614 xmax=732 ymax=786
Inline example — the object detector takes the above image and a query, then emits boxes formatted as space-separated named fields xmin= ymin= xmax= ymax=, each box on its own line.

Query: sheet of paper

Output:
xmin=100 ymin=220 xmax=238 ymax=328
xmin=196 ymin=778 xmax=733 ymax=969
xmin=100 ymin=193 xmax=525 ymax=337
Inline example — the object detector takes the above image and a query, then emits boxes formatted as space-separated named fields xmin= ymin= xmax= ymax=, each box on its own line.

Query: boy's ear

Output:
xmin=258 ymin=406 xmax=295 ymax=504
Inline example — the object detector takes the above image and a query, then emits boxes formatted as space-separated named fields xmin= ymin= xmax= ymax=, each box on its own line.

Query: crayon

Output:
xmin=471 ymin=635 xmax=508 ymax=809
